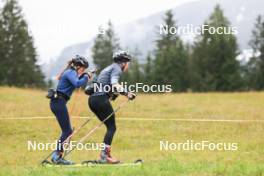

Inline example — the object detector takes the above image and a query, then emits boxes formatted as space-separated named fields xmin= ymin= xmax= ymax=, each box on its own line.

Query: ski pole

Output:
xmin=40 ymin=116 xmax=92 ymax=165
xmin=59 ymin=88 xmax=83 ymax=155
xmin=41 ymin=70 xmax=97 ymax=165
xmin=69 ymin=88 xmax=82 ymax=116
xmin=63 ymin=99 xmax=130 ymax=159
xmin=63 ymin=116 xmax=91 ymax=153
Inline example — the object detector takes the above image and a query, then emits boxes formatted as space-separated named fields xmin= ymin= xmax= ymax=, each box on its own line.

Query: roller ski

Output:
xmin=96 ymin=145 xmax=120 ymax=164
xmin=81 ymin=159 xmax=143 ymax=167
xmin=41 ymin=151 xmax=75 ymax=166
xmin=81 ymin=145 xmax=141 ymax=166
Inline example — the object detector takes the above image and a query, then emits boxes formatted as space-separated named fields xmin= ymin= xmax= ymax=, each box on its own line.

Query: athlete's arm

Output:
xmin=67 ymin=70 xmax=88 ymax=88
xmin=111 ymin=66 xmax=136 ymax=100
xmin=112 ymin=83 xmax=128 ymax=96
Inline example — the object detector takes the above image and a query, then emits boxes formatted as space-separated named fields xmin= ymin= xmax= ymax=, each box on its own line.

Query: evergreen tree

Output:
xmin=121 ymin=48 xmax=142 ymax=85
xmin=144 ymin=53 xmax=153 ymax=84
xmin=153 ymin=10 xmax=189 ymax=92
xmin=190 ymin=5 xmax=242 ymax=91
xmin=128 ymin=58 xmax=141 ymax=85
xmin=246 ymin=15 xmax=264 ymax=90
xmin=0 ymin=0 xmax=46 ymax=87
xmin=92 ymin=21 xmax=120 ymax=71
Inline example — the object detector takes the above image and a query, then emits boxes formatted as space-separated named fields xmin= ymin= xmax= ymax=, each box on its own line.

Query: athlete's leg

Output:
xmin=50 ymin=98 xmax=74 ymax=165
xmin=88 ymin=95 xmax=119 ymax=164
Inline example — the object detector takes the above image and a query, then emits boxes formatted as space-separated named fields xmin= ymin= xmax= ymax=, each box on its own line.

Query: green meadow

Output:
xmin=0 ymin=87 xmax=263 ymax=175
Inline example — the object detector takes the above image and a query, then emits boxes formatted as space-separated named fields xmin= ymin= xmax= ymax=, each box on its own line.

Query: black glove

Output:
xmin=79 ymin=72 xmax=89 ymax=79
xmin=110 ymin=92 xmax=119 ymax=101
xmin=127 ymin=92 xmax=136 ymax=100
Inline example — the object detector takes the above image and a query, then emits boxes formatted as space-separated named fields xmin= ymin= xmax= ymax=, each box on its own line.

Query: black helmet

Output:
xmin=113 ymin=50 xmax=132 ymax=63
xmin=72 ymin=55 xmax=89 ymax=68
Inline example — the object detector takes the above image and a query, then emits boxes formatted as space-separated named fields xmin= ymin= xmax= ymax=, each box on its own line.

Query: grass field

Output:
xmin=0 ymin=87 xmax=264 ymax=176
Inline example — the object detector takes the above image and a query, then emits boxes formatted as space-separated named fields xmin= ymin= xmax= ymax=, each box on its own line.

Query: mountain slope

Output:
xmin=45 ymin=0 xmax=264 ymax=79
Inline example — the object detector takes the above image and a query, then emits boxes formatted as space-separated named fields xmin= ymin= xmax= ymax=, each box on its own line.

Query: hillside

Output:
xmin=44 ymin=0 xmax=264 ymax=79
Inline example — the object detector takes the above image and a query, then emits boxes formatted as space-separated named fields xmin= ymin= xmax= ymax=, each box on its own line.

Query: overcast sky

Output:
xmin=17 ymin=0 xmax=196 ymax=63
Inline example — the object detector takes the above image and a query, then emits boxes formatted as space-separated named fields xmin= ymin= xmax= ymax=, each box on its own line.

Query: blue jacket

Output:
xmin=57 ymin=68 xmax=88 ymax=98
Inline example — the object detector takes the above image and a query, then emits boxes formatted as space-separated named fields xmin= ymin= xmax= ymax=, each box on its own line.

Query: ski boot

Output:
xmin=51 ymin=151 xmax=74 ymax=165
xmin=99 ymin=145 xmax=120 ymax=164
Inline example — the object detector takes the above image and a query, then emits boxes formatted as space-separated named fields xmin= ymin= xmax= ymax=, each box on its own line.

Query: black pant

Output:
xmin=50 ymin=97 xmax=73 ymax=152
xmin=88 ymin=94 xmax=116 ymax=145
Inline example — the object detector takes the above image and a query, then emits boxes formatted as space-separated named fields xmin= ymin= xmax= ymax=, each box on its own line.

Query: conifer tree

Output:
xmin=191 ymin=5 xmax=242 ymax=91
xmin=92 ymin=21 xmax=120 ymax=71
xmin=0 ymin=0 xmax=46 ymax=87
